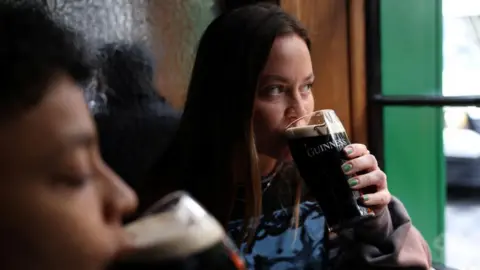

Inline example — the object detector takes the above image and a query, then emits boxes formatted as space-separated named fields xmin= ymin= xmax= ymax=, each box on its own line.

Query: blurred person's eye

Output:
xmin=52 ymin=148 xmax=97 ymax=190
xmin=53 ymin=173 xmax=93 ymax=189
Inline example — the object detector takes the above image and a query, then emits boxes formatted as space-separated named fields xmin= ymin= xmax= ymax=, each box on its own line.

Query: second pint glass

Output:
xmin=285 ymin=109 xmax=374 ymax=231
xmin=110 ymin=191 xmax=246 ymax=270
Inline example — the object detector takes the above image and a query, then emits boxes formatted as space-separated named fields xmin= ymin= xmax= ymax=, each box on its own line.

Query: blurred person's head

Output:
xmin=94 ymin=42 xmax=180 ymax=198
xmin=0 ymin=3 xmax=137 ymax=269
xmin=147 ymin=3 xmax=312 ymax=234
xmin=97 ymin=42 xmax=161 ymax=109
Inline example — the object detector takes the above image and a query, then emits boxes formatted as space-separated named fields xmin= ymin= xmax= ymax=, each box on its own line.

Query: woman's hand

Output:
xmin=342 ymin=144 xmax=391 ymax=213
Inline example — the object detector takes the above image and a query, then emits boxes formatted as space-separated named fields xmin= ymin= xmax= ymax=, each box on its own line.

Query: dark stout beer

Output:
xmin=285 ymin=112 xmax=374 ymax=231
xmin=110 ymin=210 xmax=245 ymax=270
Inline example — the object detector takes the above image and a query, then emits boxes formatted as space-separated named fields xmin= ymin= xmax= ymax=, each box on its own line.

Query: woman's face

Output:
xmin=253 ymin=34 xmax=314 ymax=161
xmin=0 ymin=75 xmax=138 ymax=270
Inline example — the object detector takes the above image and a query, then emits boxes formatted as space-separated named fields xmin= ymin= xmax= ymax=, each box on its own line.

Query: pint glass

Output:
xmin=285 ymin=109 xmax=374 ymax=231
xmin=110 ymin=191 xmax=246 ymax=270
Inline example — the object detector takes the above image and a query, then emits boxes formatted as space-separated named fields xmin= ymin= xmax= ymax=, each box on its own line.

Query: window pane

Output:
xmin=443 ymin=0 xmax=480 ymax=96
xmin=443 ymin=105 xmax=480 ymax=269
xmin=443 ymin=2 xmax=480 ymax=268
xmin=31 ymin=0 xmax=219 ymax=108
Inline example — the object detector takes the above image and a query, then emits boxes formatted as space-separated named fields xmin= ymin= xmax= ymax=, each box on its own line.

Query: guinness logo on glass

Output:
xmin=304 ymin=138 xmax=349 ymax=158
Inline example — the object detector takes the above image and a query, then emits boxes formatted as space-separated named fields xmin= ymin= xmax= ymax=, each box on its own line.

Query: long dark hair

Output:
xmin=143 ymin=3 xmax=310 ymax=241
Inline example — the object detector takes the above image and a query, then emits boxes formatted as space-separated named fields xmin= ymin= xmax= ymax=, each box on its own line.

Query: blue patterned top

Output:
xmin=227 ymin=174 xmax=330 ymax=270
xmin=228 ymin=201 xmax=328 ymax=270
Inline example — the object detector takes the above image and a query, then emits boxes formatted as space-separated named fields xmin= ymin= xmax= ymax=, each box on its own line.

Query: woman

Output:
xmin=142 ymin=3 xmax=431 ymax=269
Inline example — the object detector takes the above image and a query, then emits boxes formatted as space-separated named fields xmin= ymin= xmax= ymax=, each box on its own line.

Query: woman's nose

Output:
xmin=101 ymin=166 xmax=138 ymax=224
xmin=286 ymin=93 xmax=307 ymax=122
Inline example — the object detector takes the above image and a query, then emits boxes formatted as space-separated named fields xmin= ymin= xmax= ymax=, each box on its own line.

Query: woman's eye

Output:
xmin=266 ymin=85 xmax=285 ymax=96
xmin=301 ymin=83 xmax=313 ymax=93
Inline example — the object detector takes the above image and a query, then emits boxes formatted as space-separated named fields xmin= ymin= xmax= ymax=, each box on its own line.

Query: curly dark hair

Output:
xmin=98 ymin=42 xmax=161 ymax=108
xmin=0 ymin=1 xmax=95 ymax=120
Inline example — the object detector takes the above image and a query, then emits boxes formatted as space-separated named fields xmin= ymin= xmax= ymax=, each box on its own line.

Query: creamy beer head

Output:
xmin=285 ymin=109 xmax=346 ymax=139
xmin=124 ymin=211 xmax=225 ymax=262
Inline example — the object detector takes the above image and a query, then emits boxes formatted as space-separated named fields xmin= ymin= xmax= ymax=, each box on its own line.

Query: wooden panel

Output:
xmin=281 ymin=0 xmax=352 ymax=135
xmin=348 ymin=0 xmax=368 ymax=144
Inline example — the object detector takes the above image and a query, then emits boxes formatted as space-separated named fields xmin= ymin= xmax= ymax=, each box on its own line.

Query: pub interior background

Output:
xmin=19 ymin=0 xmax=480 ymax=269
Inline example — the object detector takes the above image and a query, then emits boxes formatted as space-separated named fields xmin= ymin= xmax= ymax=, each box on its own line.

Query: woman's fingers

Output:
xmin=342 ymin=154 xmax=378 ymax=175
xmin=341 ymin=143 xmax=391 ymax=213
xmin=347 ymin=169 xmax=387 ymax=190
xmin=361 ymin=189 xmax=392 ymax=209
xmin=343 ymin=143 xmax=369 ymax=158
